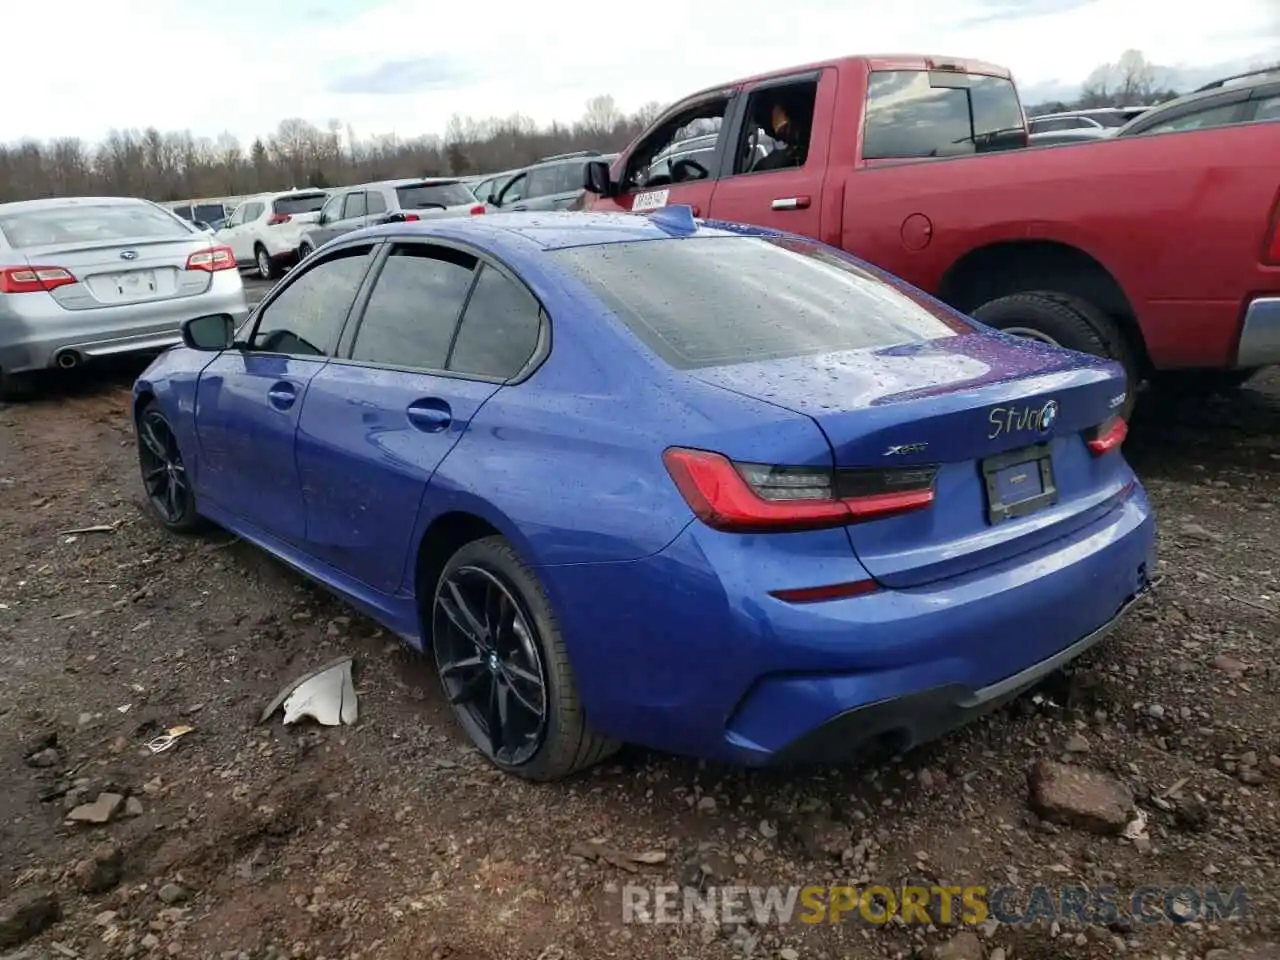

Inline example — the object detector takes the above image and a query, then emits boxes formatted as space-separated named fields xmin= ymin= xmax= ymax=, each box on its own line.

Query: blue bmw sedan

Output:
xmin=132 ymin=207 xmax=1157 ymax=780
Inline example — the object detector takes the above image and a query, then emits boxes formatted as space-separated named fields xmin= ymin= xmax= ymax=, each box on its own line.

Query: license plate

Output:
xmin=113 ymin=270 xmax=157 ymax=295
xmin=981 ymin=442 xmax=1058 ymax=524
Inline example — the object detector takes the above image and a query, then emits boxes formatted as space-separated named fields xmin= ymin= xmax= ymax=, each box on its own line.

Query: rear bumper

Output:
xmin=773 ymin=578 xmax=1158 ymax=763
xmin=0 ymin=275 xmax=248 ymax=374
xmin=1236 ymin=296 xmax=1280 ymax=368
xmin=544 ymin=486 xmax=1157 ymax=765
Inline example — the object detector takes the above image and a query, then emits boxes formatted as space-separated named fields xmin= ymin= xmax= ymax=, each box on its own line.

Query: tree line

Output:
xmin=0 ymin=94 xmax=662 ymax=204
xmin=0 ymin=50 xmax=1261 ymax=204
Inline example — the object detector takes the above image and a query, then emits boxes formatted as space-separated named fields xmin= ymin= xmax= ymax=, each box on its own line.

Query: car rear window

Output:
xmin=273 ymin=194 xmax=328 ymax=216
xmin=551 ymin=236 xmax=964 ymax=369
xmin=863 ymin=70 xmax=1026 ymax=159
xmin=395 ymin=183 xmax=475 ymax=209
xmin=0 ymin=203 xmax=191 ymax=249
xmin=194 ymin=203 xmax=227 ymax=221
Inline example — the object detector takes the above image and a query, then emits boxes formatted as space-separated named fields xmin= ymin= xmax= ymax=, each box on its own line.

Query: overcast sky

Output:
xmin=9 ymin=0 xmax=1278 ymax=145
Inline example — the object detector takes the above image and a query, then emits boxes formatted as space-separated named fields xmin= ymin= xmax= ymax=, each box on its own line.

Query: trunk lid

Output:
xmin=693 ymin=332 xmax=1132 ymax=587
xmin=24 ymin=236 xmax=219 ymax=310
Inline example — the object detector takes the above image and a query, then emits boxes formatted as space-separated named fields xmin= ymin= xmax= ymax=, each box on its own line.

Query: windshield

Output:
xmin=396 ymin=183 xmax=475 ymax=209
xmin=863 ymin=70 xmax=1026 ymax=159
xmin=551 ymin=236 xmax=964 ymax=369
xmin=0 ymin=203 xmax=191 ymax=249
xmin=273 ymin=194 xmax=328 ymax=215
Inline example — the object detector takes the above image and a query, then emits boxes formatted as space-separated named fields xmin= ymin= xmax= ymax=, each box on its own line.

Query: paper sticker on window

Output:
xmin=631 ymin=189 xmax=670 ymax=212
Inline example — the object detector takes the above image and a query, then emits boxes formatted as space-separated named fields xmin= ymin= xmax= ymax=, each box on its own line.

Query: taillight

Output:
xmin=1086 ymin=417 xmax=1128 ymax=456
xmin=0 ymin=266 xmax=76 ymax=293
xmin=469 ymin=204 xmax=486 ymax=215
xmin=267 ymin=213 xmax=292 ymax=225
xmin=662 ymin=447 xmax=937 ymax=533
xmin=402 ymin=213 xmax=420 ymax=222
xmin=186 ymin=245 xmax=237 ymax=273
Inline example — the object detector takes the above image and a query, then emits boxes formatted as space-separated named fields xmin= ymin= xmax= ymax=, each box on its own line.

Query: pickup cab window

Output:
xmin=732 ymin=80 xmax=819 ymax=175
xmin=863 ymin=70 xmax=1026 ymax=159
xmin=625 ymin=99 xmax=730 ymax=190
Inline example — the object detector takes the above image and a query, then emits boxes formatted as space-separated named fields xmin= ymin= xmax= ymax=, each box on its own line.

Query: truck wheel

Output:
xmin=970 ymin=291 xmax=1137 ymax=419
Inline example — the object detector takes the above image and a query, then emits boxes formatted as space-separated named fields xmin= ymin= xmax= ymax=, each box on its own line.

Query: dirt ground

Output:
xmin=1 ymin=356 xmax=1278 ymax=960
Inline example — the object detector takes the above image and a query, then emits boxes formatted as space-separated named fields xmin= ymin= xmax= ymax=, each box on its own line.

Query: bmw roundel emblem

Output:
xmin=1038 ymin=400 xmax=1059 ymax=432
xmin=120 ymin=250 xmax=138 ymax=260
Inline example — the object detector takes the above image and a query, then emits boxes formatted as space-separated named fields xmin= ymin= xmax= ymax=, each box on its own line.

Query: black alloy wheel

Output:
xmin=137 ymin=404 xmax=201 ymax=531
xmin=433 ymin=564 xmax=550 ymax=767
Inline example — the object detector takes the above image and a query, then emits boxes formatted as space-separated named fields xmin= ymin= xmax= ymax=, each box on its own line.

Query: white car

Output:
xmin=215 ymin=189 xmax=329 ymax=280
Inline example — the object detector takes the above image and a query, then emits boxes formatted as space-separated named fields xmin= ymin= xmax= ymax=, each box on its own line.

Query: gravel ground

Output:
xmin=0 ymin=363 xmax=1277 ymax=960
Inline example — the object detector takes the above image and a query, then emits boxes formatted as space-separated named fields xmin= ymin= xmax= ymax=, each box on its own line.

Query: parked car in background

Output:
xmin=1028 ymin=128 xmax=1113 ymax=147
xmin=1114 ymin=69 xmax=1280 ymax=137
xmin=170 ymin=199 xmax=237 ymax=228
xmin=215 ymin=189 xmax=329 ymax=280
xmin=298 ymin=178 xmax=487 ymax=258
xmin=1027 ymin=106 xmax=1150 ymax=134
xmin=492 ymin=151 xmax=620 ymax=212
xmin=133 ymin=208 xmax=1154 ymax=779
xmin=584 ymin=52 xmax=1280 ymax=410
xmin=469 ymin=168 xmax=521 ymax=206
xmin=0 ymin=196 xmax=245 ymax=399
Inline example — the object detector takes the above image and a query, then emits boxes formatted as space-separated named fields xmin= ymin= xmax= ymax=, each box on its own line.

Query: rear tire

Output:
xmin=254 ymin=244 xmax=276 ymax=281
xmin=430 ymin=536 xmax=618 ymax=781
xmin=970 ymin=291 xmax=1138 ymax=419
xmin=297 ymin=242 xmax=314 ymax=261
xmin=0 ymin=370 xmax=39 ymax=403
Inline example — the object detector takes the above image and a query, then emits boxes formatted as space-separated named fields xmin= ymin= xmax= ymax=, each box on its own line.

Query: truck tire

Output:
xmin=970 ymin=291 xmax=1137 ymax=419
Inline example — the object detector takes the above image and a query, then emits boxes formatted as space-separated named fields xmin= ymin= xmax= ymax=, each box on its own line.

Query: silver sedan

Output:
xmin=0 ymin=197 xmax=249 ymax=398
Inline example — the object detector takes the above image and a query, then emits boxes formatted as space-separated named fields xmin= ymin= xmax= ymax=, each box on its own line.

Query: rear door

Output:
xmin=193 ymin=243 xmax=377 ymax=544
xmin=296 ymin=244 xmax=542 ymax=590
xmin=0 ymin=201 xmax=222 ymax=310
xmin=707 ymin=69 xmax=833 ymax=239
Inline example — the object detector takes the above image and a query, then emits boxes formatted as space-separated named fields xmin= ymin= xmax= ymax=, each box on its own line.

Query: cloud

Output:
xmin=328 ymin=57 xmax=477 ymax=95
xmin=1 ymin=0 xmax=1276 ymax=145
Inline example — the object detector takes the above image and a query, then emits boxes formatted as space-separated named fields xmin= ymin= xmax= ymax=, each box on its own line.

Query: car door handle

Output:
xmin=406 ymin=399 xmax=452 ymax=432
xmin=267 ymin=382 xmax=297 ymax=410
xmin=771 ymin=196 xmax=811 ymax=211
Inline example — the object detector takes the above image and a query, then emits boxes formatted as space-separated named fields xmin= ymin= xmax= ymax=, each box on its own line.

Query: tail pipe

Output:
xmin=54 ymin=349 xmax=81 ymax=369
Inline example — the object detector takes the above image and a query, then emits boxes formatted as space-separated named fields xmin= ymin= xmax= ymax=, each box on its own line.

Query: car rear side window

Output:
xmin=274 ymin=194 xmax=327 ymax=216
xmin=863 ymin=70 xmax=1025 ymax=159
xmin=366 ymin=191 xmax=388 ymax=215
xmin=551 ymin=236 xmax=962 ymax=369
xmin=1145 ymin=101 xmax=1244 ymax=134
xmin=0 ymin=203 xmax=192 ymax=249
xmin=349 ymin=244 xmax=478 ymax=371
xmin=341 ymin=192 xmax=367 ymax=219
xmin=447 ymin=265 xmax=542 ymax=379
xmin=250 ymin=247 xmax=373 ymax=357
xmin=395 ymin=183 xmax=475 ymax=210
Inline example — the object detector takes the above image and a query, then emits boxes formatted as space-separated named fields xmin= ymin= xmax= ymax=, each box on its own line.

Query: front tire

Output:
xmin=430 ymin=536 xmax=617 ymax=781
xmin=254 ymin=244 xmax=276 ymax=281
xmin=137 ymin=402 xmax=204 ymax=533
xmin=297 ymin=242 xmax=314 ymax=261
xmin=971 ymin=291 xmax=1138 ymax=419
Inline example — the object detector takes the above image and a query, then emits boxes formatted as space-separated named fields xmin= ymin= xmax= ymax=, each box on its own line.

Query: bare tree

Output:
xmin=0 ymin=94 xmax=671 ymax=203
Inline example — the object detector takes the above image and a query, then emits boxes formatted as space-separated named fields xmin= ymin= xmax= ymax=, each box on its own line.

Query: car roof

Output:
xmin=344 ymin=209 xmax=756 ymax=256
xmin=0 ymin=196 xmax=156 ymax=213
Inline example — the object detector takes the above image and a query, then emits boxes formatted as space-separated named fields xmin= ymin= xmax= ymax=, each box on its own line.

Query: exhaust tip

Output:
xmin=55 ymin=349 xmax=81 ymax=369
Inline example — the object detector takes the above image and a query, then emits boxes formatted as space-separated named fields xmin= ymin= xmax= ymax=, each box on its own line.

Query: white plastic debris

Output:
xmin=259 ymin=656 xmax=358 ymax=727
xmin=1122 ymin=807 xmax=1149 ymax=841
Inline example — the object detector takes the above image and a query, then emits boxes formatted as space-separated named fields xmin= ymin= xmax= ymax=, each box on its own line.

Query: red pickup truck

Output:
xmin=581 ymin=54 xmax=1280 ymax=407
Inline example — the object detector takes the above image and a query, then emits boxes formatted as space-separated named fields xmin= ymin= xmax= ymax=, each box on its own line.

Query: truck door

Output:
xmin=587 ymin=92 xmax=737 ymax=219
xmin=706 ymin=69 xmax=836 ymax=242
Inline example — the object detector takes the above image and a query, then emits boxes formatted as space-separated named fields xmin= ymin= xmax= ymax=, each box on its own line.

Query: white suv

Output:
xmin=215 ymin=189 xmax=329 ymax=280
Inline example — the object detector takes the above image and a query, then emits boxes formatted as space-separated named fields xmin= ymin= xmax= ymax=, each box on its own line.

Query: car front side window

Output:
xmin=347 ymin=244 xmax=478 ymax=371
xmin=250 ymin=246 xmax=374 ymax=357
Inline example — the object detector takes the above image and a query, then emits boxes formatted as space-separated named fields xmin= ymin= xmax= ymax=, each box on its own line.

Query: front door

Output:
xmin=587 ymin=93 xmax=736 ymax=219
xmin=296 ymin=245 xmax=544 ymax=592
xmin=193 ymin=243 xmax=377 ymax=544
xmin=707 ymin=70 xmax=833 ymax=241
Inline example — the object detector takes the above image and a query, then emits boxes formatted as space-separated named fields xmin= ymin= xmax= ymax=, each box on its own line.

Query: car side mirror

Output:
xmin=182 ymin=313 xmax=235 ymax=351
xmin=583 ymin=160 xmax=614 ymax=196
